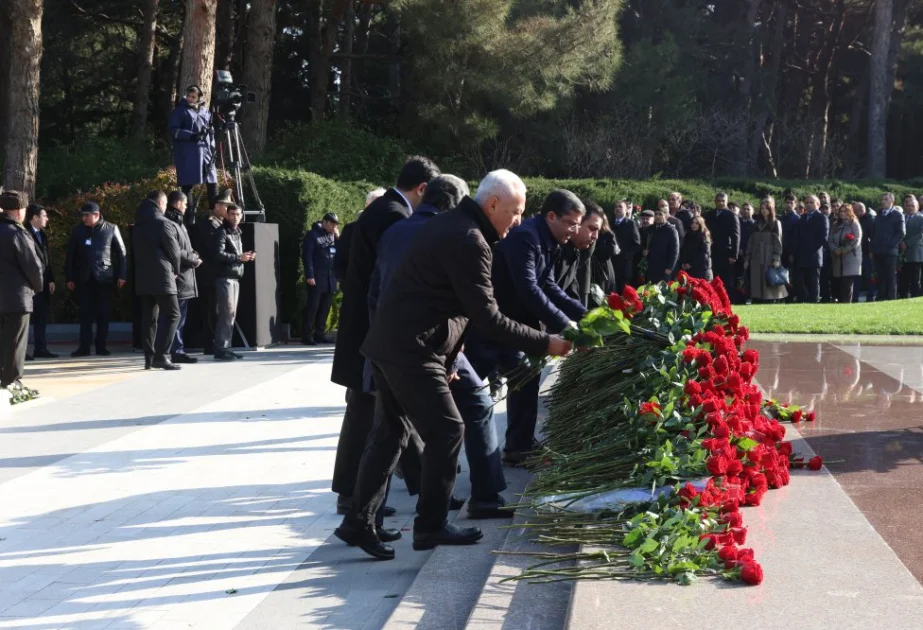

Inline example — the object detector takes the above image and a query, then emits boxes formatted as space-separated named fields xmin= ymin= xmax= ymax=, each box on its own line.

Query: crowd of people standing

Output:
xmin=558 ymin=190 xmax=922 ymax=308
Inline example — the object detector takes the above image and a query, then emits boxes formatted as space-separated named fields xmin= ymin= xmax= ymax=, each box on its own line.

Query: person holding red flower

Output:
xmin=829 ymin=203 xmax=862 ymax=303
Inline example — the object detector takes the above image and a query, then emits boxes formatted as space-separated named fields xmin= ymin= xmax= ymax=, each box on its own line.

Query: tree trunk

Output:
xmin=241 ymin=0 xmax=277 ymax=157
xmin=308 ymin=0 xmax=350 ymax=121
xmin=749 ymin=1 xmax=786 ymax=176
xmin=867 ymin=0 xmax=893 ymax=179
xmin=338 ymin=0 xmax=356 ymax=120
xmin=2 ymin=0 xmax=44 ymax=197
xmin=804 ymin=0 xmax=846 ymax=179
xmin=215 ymin=0 xmax=236 ymax=72
xmin=0 ymin=9 xmax=11 ymax=154
xmin=180 ymin=0 xmax=218 ymax=105
xmin=734 ymin=0 xmax=763 ymax=176
xmin=159 ymin=27 xmax=185 ymax=146
xmin=131 ymin=0 xmax=160 ymax=142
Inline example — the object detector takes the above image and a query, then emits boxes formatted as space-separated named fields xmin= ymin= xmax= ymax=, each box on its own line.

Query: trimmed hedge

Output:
xmin=37 ymin=170 xmax=923 ymax=331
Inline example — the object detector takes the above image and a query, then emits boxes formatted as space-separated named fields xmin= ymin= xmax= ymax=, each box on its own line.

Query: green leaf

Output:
xmin=623 ymin=528 xmax=644 ymax=548
xmin=640 ymin=538 xmax=659 ymax=554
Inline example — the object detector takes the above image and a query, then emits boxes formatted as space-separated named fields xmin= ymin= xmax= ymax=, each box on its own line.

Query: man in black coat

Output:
xmin=25 ymin=204 xmax=58 ymax=360
xmin=556 ymin=201 xmax=605 ymax=306
xmin=870 ymin=192 xmax=906 ymax=301
xmin=213 ymin=204 xmax=255 ymax=361
xmin=330 ymin=156 xmax=440 ymax=512
xmin=335 ymin=169 xmax=572 ymax=560
xmin=780 ymin=194 xmax=800 ymax=302
xmin=334 ymin=189 xmax=386 ymax=286
xmin=670 ymin=192 xmax=693 ymax=234
xmin=791 ymin=195 xmax=830 ymax=303
xmin=193 ymin=191 xmax=233 ymax=354
xmin=0 ymin=191 xmax=44 ymax=396
xmin=645 ymin=209 xmax=680 ymax=283
xmin=705 ymin=192 xmax=741 ymax=294
xmin=65 ymin=202 xmax=128 ymax=357
xmin=855 ymin=202 xmax=877 ymax=301
xmin=737 ymin=203 xmax=756 ymax=300
xmin=611 ymin=200 xmax=640 ymax=292
xmin=302 ymin=212 xmax=339 ymax=345
xmin=160 ymin=191 xmax=201 ymax=363
xmin=134 ymin=191 xmax=183 ymax=370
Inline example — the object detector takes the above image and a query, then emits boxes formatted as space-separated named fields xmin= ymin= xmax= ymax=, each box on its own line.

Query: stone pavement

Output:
xmin=0 ymin=345 xmax=469 ymax=629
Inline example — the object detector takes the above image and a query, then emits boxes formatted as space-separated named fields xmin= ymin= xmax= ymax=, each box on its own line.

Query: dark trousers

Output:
xmin=874 ymin=255 xmax=899 ymax=301
xmin=0 ymin=313 xmax=29 ymax=387
xmin=796 ymin=267 xmax=820 ymax=303
xmin=332 ymin=388 xmax=423 ymax=497
xmin=181 ymin=183 xmax=219 ymax=226
xmin=466 ymin=342 xmax=538 ymax=454
xmin=820 ymin=262 xmax=832 ymax=301
xmin=30 ymin=291 xmax=51 ymax=352
xmin=899 ymin=262 xmax=923 ymax=299
xmin=201 ymin=286 xmax=217 ymax=354
xmin=862 ymin=253 xmax=877 ymax=301
xmin=141 ymin=294 xmax=181 ymax=359
xmin=349 ymin=363 xmax=464 ymax=533
xmin=157 ymin=297 xmax=188 ymax=356
xmin=454 ymin=385 xmax=506 ymax=499
xmin=303 ymin=285 xmax=334 ymax=342
xmin=77 ymin=279 xmax=112 ymax=352
xmin=713 ymin=257 xmax=736 ymax=297
xmin=836 ymin=276 xmax=858 ymax=304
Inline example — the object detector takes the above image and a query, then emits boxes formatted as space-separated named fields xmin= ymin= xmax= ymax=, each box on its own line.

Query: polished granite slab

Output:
xmin=567 ymin=340 xmax=923 ymax=630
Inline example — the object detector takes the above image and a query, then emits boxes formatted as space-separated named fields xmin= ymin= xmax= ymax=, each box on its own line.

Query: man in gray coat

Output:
xmin=0 ymin=191 xmax=44 ymax=397
xmin=899 ymin=194 xmax=923 ymax=298
xmin=134 ymin=191 xmax=182 ymax=370
xmin=870 ymin=192 xmax=906 ymax=301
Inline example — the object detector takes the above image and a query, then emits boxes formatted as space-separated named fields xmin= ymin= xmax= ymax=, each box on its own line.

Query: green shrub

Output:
xmin=260 ymin=120 xmax=408 ymax=183
xmin=36 ymin=137 xmax=169 ymax=200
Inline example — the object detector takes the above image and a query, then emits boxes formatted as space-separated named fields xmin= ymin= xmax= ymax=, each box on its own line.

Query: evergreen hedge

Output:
xmin=37 ymin=169 xmax=923 ymax=332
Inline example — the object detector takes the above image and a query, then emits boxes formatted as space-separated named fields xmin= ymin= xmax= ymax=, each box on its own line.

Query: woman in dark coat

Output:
xmin=591 ymin=214 xmax=619 ymax=294
xmin=681 ymin=215 xmax=713 ymax=280
xmin=169 ymin=86 xmax=219 ymax=207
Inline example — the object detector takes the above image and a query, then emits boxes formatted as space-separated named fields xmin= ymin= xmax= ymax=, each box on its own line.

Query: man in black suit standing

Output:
xmin=792 ymin=195 xmax=830 ymax=303
xmin=25 ymin=204 xmax=58 ymax=360
xmin=706 ymin=192 xmax=741 ymax=293
xmin=611 ymin=200 xmax=640 ymax=292
xmin=331 ymin=156 xmax=440 ymax=514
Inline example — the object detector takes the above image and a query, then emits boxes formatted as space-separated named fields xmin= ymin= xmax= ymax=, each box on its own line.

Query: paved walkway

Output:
xmin=0 ymin=346 xmax=460 ymax=629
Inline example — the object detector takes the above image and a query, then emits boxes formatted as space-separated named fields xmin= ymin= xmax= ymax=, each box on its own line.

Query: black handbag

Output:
xmin=765 ymin=265 xmax=789 ymax=287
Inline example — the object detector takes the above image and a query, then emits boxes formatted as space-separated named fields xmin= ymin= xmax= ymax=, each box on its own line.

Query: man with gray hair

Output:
xmin=870 ymin=192 xmax=905 ymax=300
xmin=792 ymin=194 xmax=829 ymax=303
xmin=335 ymin=169 xmax=571 ymax=559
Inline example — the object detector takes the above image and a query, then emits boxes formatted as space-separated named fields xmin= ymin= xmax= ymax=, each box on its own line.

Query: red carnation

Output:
xmin=718 ymin=545 xmax=738 ymax=563
xmin=731 ymin=527 xmax=747 ymax=545
xmin=792 ymin=410 xmax=803 ymax=423
xmin=741 ymin=349 xmax=759 ymax=365
xmin=808 ymin=456 xmax=823 ymax=471
xmin=806 ymin=411 xmax=817 ymax=422
xmin=845 ymin=233 xmax=856 ymax=241
xmin=740 ymin=562 xmax=764 ymax=585
xmin=639 ymin=401 xmax=661 ymax=416
xmin=607 ymin=293 xmax=625 ymax=311
xmin=722 ymin=511 xmax=743 ymax=528
xmin=707 ymin=454 xmax=729 ymax=475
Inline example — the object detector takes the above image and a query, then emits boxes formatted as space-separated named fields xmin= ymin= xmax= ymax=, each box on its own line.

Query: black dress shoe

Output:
xmin=412 ymin=523 xmax=483 ymax=550
xmin=171 ymin=354 xmax=198 ymax=364
xmin=96 ymin=349 xmax=112 ymax=356
xmin=467 ymin=495 xmax=515 ymax=520
xmin=71 ymin=349 xmax=91 ymax=358
xmin=502 ymin=450 xmax=530 ymax=467
xmin=334 ymin=523 xmax=395 ymax=560
xmin=151 ymin=358 xmax=181 ymax=371
xmin=376 ymin=527 xmax=402 ymax=543
xmin=383 ymin=505 xmax=397 ymax=517
xmin=33 ymin=350 xmax=58 ymax=359
xmin=214 ymin=351 xmax=235 ymax=362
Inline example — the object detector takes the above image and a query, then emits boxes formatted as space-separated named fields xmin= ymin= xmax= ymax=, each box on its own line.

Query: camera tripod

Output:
xmin=199 ymin=111 xmax=267 ymax=223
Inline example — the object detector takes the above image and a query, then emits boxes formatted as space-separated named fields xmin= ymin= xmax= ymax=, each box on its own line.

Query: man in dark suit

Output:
xmin=466 ymin=190 xmax=588 ymax=465
xmin=161 ymin=191 xmax=201 ymax=364
xmin=792 ymin=195 xmax=830 ymax=303
xmin=133 ymin=191 xmax=183 ymax=370
xmin=705 ymin=192 xmax=741 ymax=294
xmin=855 ymin=202 xmax=877 ymax=301
xmin=335 ymin=169 xmax=571 ymax=560
xmin=780 ymin=194 xmax=800 ymax=302
xmin=0 ymin=191 xmax=44 ymax=397
xmin=737 ymin=203 xmax=756 ymax=300
xmin=870 ymin=192 xmax=906 ymax=301
xmin=331 ymin=156 xmax=440 ymax=514
xmin=645 ymin=209 xmax=680 ymax=283
xmin=25 ymin=204 xmax=58 ymax=360
xmin=611 ymin=200 xmax=640 ymax=292
xmin=301 ymin=212 xmax=339 ymax=345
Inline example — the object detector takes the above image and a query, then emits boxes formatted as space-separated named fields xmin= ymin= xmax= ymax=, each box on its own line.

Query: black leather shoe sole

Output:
xmin=151 ymin=361 xmax=181 ymax=371
xmin=334 ymin=526 xmax=395 ymax=560
xmin=171 ymin=354 xmax=198 ymax=364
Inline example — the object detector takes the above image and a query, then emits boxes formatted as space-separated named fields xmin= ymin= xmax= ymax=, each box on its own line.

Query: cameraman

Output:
xmin=169 ymin=86 xmax=219 ymax=221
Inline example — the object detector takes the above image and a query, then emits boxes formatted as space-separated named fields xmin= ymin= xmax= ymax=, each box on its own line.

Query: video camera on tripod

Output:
xmin=207 ymin=70 xmax=266 ymax=222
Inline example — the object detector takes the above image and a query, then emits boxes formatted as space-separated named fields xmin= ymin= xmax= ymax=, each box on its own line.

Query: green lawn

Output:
xmin=735 ymin=298 xmax=923 ymax=335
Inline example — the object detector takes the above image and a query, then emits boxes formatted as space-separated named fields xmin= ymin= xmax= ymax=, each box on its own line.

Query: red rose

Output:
xmin=740 ymin=562 xmax=764 ymax=585
xmin=727 ymin=459 xmax=744 ymax=475
xmin=718 ymin=545 xmax=739 ymax=563
xmin=846 ymin=233 xmax=856 ymax=241
xmin=700 ymin=533 xmax=719 ymax=550
xmin=741 ymin=349 xmax=759 ymax=365
xmin=806 ymin=411 xmax=817 ymax=422
xmin=722 ymin=511 xmax=743 ymax=528
xmin=808 ymin=456 xmax=823 ymax=471
xmin=684 ymin=380 xmax=702 ymax=395
xmin=682 ymin=347 xmax=699 ymax=364
xmin=707 ymin=454 xmax=729 ymax=475
xmin=639 ymin=401 xmax=661 ymax=416
xmin=731 ymin=527 xmax=747 ymax=545
xmin=607 ymin=293 xmax=625 ymax=311
xmin=778 ymin=442 xmax=793 ymax=457
xmin=792 ymin=410 xmax=803 ymax=423
xmin=712 ymin=422 xmax=730 ymax=439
